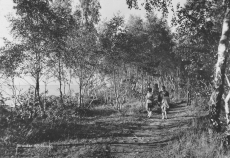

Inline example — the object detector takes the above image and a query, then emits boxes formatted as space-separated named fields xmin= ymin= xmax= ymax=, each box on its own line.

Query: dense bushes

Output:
xmin=0 ymin=92 xmax=120 ymax=146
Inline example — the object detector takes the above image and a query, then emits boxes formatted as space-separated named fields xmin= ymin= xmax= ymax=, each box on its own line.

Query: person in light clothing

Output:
xmin=146 ymin=88 xmax=154 ymax=118
xmin=158 ymin=86 xmax=170 ymax=119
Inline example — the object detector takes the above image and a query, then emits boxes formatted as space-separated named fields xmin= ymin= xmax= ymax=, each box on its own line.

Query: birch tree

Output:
xmin=9 ymin=0 xmax=53 ymax=112
xmin=47 ymin=0 xmax=74 ymax=103
xmin=209 ymin=1 xmax=230 ymax=132
xmin=66 ymin=1 xmax=101 ymax=107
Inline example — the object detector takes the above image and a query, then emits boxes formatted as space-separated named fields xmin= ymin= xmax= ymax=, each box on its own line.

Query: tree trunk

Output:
xmin=69 ymin=69 xmax=72 ymax=102
xmin=224 ymin=75 xmax=230 ymax=125
xmin=35 ymin=70 xmax=40 ymax=101
xmin=35 ymin=70 xmax=42 ymax=117
xmin=63 ymin=78 xmax=66 ymax=96
xmin=10 ymin=77 xmax=17 ymax=107
xmin=187 ymin=79 xmax=191 ymax=106
xmin=141 ymin=70 xmax=144 ymax=108
xmin=44 ymin=81 xmax=47 ymax=112
xmin=113 ymin=68 xmax=119 ymax=110
xmin=58 ymin=53 xmax=63 ymax=103
xmin=79 ymin=67 xmax=83 ymax=107
xmin=210 ymin=6 xmax=230 ymax=132
xmin=34 ymin=51 xmax=40 ymax=102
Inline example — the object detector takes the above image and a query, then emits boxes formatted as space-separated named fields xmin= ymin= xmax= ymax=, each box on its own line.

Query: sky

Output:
xmin=0 ymin=0 xmax=186 ymax=46
xmin=0 ymin=0 xmax=146 ymax=47
xmin=100 ymin=0 xmax=146 ymax=20
xmin=0 ymin=0 xmax=186 ymax=85
xmin=0 ymin=0 xmax=15 ymax=47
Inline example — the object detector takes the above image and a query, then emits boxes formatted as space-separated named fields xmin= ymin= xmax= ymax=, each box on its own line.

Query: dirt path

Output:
xmin=106 ymin=102 xmax=203 ymax=158
xmin=12 ymin=101 xmax=205 ymax=158
xmin=57 ymin=101 xmax=205 ymax=158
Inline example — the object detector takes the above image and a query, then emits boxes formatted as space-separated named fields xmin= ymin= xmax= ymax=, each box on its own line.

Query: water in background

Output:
xmin=1 ymin=85 xmax=79 ymax=106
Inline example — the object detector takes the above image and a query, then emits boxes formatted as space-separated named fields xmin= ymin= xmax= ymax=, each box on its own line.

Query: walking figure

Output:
xmin=158 ymin=86 xmax=170 ymax=119
xmin=146 ymin=88 xmax=154 ymax=118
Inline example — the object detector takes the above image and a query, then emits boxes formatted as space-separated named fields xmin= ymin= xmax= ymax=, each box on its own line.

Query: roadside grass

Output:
xmin=160 ymin=116 xmax=229 ymax=158
xmin=3 ymin=100 xmax=145 ymax=157
xmin=70 ymin=100 xmax=228 ymax=158
xmin=159 ymin=97 xmax=229 ymax=158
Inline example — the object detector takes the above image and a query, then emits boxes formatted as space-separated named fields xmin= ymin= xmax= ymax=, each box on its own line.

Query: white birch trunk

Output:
xmin=210 ymin=6 xmax=230 ymax=132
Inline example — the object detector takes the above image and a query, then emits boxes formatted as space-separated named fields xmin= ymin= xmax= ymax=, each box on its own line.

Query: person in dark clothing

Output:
xmin=158 ymin=86 xmax=169 ymax=103
xmin=162 ymin=86 xmax=169 ymax=97
xmin=152 ymin=83 xmax=159 ymax=104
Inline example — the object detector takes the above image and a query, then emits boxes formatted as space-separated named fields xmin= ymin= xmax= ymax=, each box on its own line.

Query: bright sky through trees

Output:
xmin=0 ymin=0 xmax=186 ymax=85
xmin=0 ymin=0 xmax=186 ymax=47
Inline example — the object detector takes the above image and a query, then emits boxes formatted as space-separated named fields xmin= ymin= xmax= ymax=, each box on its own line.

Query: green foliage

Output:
xmin=79 ymin=0 xmax=101 ymax=27
xmin=99 ymin=14 xmax=126 ymax=70
xmin=126 ymin=0 xmax=172 ymax=16
xmin=11 ymin=0 xmax=55 ymax=43
xmin=171 ymin=0 xmax=225 ymax=96
xmin=99 ymin=12 xmax=175 ymax=75
xmin=0 ymin=42 xmax=25 ymax=77
xmin=0 ymin=94 xmax=118 ymax=146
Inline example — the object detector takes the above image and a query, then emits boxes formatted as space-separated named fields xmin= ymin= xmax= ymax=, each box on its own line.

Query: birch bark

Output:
xmin=210 ymin=5 xmax=230 ymax=132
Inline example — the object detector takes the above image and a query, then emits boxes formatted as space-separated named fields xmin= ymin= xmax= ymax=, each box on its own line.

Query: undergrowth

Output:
xmin=162 ymin=116 xmax=230 ymax=158
xmin=1 ymin=95 xmax=230 ymax=158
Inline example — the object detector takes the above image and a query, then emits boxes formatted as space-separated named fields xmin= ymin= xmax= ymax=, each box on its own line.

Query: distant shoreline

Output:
xmin=1 ymin=85 xmax=79 ymax=106
xmin=1 ymin=85 xmax=79 ymax=97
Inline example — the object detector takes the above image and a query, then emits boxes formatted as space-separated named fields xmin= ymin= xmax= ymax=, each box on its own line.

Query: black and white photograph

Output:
xmin=0 ymin=0 xmax=230 ymax=157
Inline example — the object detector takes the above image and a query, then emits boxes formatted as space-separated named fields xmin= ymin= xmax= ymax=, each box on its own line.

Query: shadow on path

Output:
xmin=14 ymin=101 xmax=201 ymax=158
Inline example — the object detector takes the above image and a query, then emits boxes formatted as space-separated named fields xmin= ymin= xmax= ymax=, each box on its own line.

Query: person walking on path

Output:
xmin=158 ymin=86 xmax=170 ymax=119
xmin=158 ymin=86 xmax=169 ymax=103
xmin=152 ymin=83 xmax=159 ymax=106
xmin=146 ymin=88 xmax=154 ymax=118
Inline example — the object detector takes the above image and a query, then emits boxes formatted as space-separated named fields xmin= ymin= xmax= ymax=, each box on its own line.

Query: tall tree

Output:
xmin=210 ymin=0 xmax=230 ymax=132
xmin=47 ymin=0 xmax=74 ymax=103
xmin=99 ymin=14 xmax=128 ymax=109
xmin=0 ymin=41 xmax=25 ymax=106
xmin=172 ymin=0 xmax=222 ymax=96
xmin=9 ymin=0 xmax=57 ymax=113
xmin=66 ymin=1 xmax=101 ymax=107
xmin=174 ymin=0 xmax=230 ymax=132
